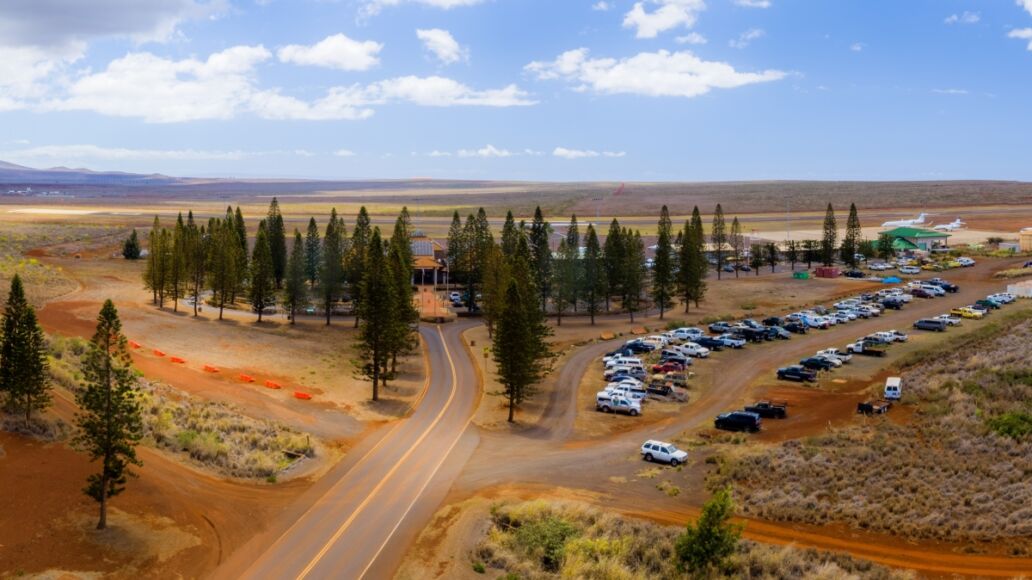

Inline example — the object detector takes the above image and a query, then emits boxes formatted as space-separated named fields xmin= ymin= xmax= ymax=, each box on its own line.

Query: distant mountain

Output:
xmin=0 ymin=160 xmax=182 ymax=186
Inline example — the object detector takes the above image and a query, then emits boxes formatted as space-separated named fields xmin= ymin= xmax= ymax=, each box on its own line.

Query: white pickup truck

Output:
xmin=596 ymin=393 xmax=642 ymax=416
xmin=816 ymin=348 xmax=852 ymax=364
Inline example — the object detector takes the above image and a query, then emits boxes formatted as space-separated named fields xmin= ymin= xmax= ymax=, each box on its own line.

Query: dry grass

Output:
xmin=994 ymin=267 xmax=1032 ymax=279
xmin=0 ymin=223 xmax=114 ymax=305
xmin=473 ymin=500 xmax=912 ymax=579
xmin=710 ymin=312 xmax=1032 ymax=546
xmin=48 ymin=335 xmax=317 ymax=480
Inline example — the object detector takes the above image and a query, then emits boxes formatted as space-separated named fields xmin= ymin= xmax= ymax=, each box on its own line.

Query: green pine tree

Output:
xmin=675 ymin=487 xmax=742 ymax=576
xmin=386 ymin=237 xmax=418 ymax=374
xmin=267 ymin=197 xmax=288 ymax=288
xmin=0 ymin=275 xmax=50 ymax=426
xmin=500 ymin=210 xmax=519 ymax=257
xmin=603 ymin=219 xmax=625 ymax=312
xmin=167 ymin=213 xmax=186 ymax=312
xmin=748 ymin=243 xmax=765 ymax=276
xmin=840 ymin=202 xmax=862 ymax=268
xmin=74 ymin=300 xmax=143 ymax=530
xmin=711 ymin=205 xmax=728 ymax=280
xmin=529 ymin=206 xmax=553 ymax=312
xmin=492 ymin=274 xmax=552 ymax=423
xmin=622 ymin=229 xmax=646 ymax=322
xmin=350 ymin=207 xmax=373 ymax=326
xmin=320 ymin=211 xmax=344 ymax=326
xmin=122 ymin=229 xmax=141 ymax=260
xmin=582 ymin=224 xmax=606 ymax=325
xmin=481 ymin=242 xmax=511 ymax=336
xmin=284 ymin=230 xmax=308 ymax=324
xmin=765 ymin=242 xmax=780 ymax=273
xmin=249 ymin=220 xmax=276 ymax=322
xmin=652 ymin=205 xmax=675 ymax=319
xmin=821 ymin=203 xmax=838 ymax=266
xmin=207 ymin=219 xmax=241 ymax=320
xmin=687 ymin=207 xmax=708 ymax=309
xmin=877 ymin=233 xmax=895 ymax=260
xmin=729 ymin=216 xmax=743 ymax=279
xmin=304 ymin=217 xmax=321 ymax=288
xmin=785 ymin=240 xmax=799 ymax=271
xmin=356 ymin=230 xmax=395 ymax=400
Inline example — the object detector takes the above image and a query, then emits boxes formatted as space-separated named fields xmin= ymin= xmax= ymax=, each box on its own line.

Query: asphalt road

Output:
xmin=219 ymin=322 xmax=479 ymax=580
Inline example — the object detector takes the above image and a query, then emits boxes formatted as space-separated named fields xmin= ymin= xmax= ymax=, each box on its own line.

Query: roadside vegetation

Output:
xmin=710 ymin=309 xmax=1032 ymax=548
xmin=473 ymin=495 xmax=911 ymax=579
xmin=50 ymin=333 xmax=316 ymax=480
xmin=0 ymin=223 xmax=116 ymax=306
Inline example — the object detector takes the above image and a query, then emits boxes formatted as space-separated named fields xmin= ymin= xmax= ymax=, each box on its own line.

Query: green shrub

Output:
xmin=986 ymin=412 xmax=1032 ymax=439
xmin=471 ymin=562 xmax=485 ymax=574
xmin=676 ymin=487 xmax=741 ymax=575
xmin=513 ymin=516 xmax=579 ymax=572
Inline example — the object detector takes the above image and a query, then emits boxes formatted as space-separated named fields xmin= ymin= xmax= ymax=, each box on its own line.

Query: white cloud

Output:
xmin=277 ymin=33 xmax=382 ymax=71
xmin=361 ymin=0 xmax=484 ymax=17
xmin=341 ymin=76 xmax=535 ymax=107
xmin=932 ymin=88 xmax=969 ymax=95
xmin=729 ymin=28 xmax=764 ymax=49
xmin=294 ymin=149 xmax=315 ymax=157
xmin=623 ymin=0 xmax=706 ymax=39
xmin=592 ymin=1 xmax=612 ymax=11
xmin=850 ymin=42 xmax=865 ymax=52
xmin=675 ymin=32 xmax=708 ymax=45
xmin=553 ymin=147 xmax=626 ymax=159
xmin=0 ymin=144 xmax=251 ymax=162
xmin=457 ymin=144 xmax=512 ymax=158
xmin=1020 ymin=0 xmax=1032 ymax=17
xmin=734 ymin=0 xmax=770 ymax=7
xmin=334 ymin=149 xmax=356 ymax=157
xmin=944 ymin=11 xmax=980 ymax=24
xmin=416 ymin=28 xmax=468 ymax=64
xmin=427 ymin=150 xmax=452 ymax=157
xmin=1009 ymin=28 xmax=1032 ymax=50
xmin=526 ymin=48 xmax=785 ymax=98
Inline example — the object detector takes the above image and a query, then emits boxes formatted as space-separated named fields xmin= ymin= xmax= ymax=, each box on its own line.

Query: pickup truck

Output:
xmin=856 ymin=400 xmax=892 ymax=415
xmin=816 ymin=348 xmax=852 ymax=363
xmin=694 ymin=336 xmax=725 ymax=350
xmin=800 ymin=357 xmax=835 ymax=371
xmin=744 ymin=400 xmax=788 ymax=419
xmin=845 ymin=339 xmax=888 ymax=356
xmin=777 ymin=365 xmax=817 ymax=382
xmin=708 ymin=321 xmax=734 ymax=334
xmin=596 ymin=393 xmax=641 ymax=416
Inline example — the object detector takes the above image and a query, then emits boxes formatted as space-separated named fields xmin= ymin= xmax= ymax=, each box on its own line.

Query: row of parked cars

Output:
xmin=913 ymin=290 xmax=1017 ymax=331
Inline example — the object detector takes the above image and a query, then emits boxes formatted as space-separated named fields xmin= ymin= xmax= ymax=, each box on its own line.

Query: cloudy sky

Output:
xmin=2 ymin=0 xmax=1032 ymax=180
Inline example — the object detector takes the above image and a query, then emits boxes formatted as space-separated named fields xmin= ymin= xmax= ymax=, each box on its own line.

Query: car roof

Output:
xmin=643 ymin=439 xmax=671 ymax=447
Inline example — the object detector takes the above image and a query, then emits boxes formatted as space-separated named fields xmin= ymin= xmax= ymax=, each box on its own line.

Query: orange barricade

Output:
xmin=203 ymin=365 xmax=219 ymax=373
xmin=293 ymin=392 xmax=312 ymax=400
xmin=129 ymin=341 xmax=141 ymax=349
xmin=238 ymin=374 xmax=255 ymax=383
xmin=264 ymin=380 xmax=282 ymax=390
xmin=170 ymin=356 xmax=186 ymax=364
xmin=153 ymin=349 xmax=166 ymax=357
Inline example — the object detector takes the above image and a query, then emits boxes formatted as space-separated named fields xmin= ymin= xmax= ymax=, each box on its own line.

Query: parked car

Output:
xmin=881 ymin=297 xmax=904 ymax=310
xmin=928 ymin=278 xmax=959 ymax=292
xmin=669 ymin=327 xmax=705 ymax=341
xmin=934 ymin=314 xmax=962 ymax=326
xmin=714 ymin=411 xmax=761 ymax=432
xmin=777 ymin=365 xmax=817 ymax=382
xmin=694 ymin=336 xmax=726 ymax=350
xmin=800 ymin=357 xmax=835 ymax=371
xmin=913 ymin=318 xmax=948 ymax=332
xmin=763 ymin=317 xmax=785 ymax=327
xmin=604 ymin=366 xmax=646 ymax=381
xmin=597 ymin=393 xmax=641 ymax=416
xmin=783 ymin=322 xmax=809 ymax=334
xmin=768 ymin=326 xmax=792 ymax=340
xmin=816 ymin=348 xmax=852 ymax=364
xmin=883 ymin=377 xmax=902 ymax=400
xmin=950 ymin=307 xmax=983 ymax=319
xmin=744 ymin=401 xmax=788 ymax=419
xmin=845 ymin=339 xmax=889 ymax=356
xmin=988 ymin=293 xmax=1015 ymax=304
xmin=640 ymin=440 xmax=687 ymax=465
xmin=857 ymin=400 xmax=892 ymax=415
xmin=651 ymin=361 xmax=684 ymax=373
xmin=708 ymin=322 xmax=734 ymax=334
xmin=844 ymin=270 xmax=866 ymax=279
xmin=448 ymin=291 xmax=462 ymax=302
xmin=899 ymin=265 xmax=921 ymax=275
xmin=675 ymin=342 xmax=711 ymax=358
xmin=975 ymin=299 xmax=1001 ymax=311
xmin=910 ymin=288 xmax=934 ymax=299
xmin=660 ymin=353 xmax=691 ymax=367
xmin=623 ymin=340 xmax=655 ymax=354
xmin=956 ymin=257 xmax=976 ymax=267
xmin=715 ymin=334 xmax=747 ymax=349
xmin=605 ymin=356 xmax=643 ymax=370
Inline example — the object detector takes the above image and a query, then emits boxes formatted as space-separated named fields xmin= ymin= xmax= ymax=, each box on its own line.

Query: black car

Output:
xmin=744 ymin=401 xmax=788 ymax=419
xmin=708 ymin=322 xmax=733 ymax=334
xmin=881 ymin=298 xmax=904 ymax=310
xmin=714 ymin=411 xmax=761 ymax=432
xmin=777 ymin=365 xmax=817 ymax=382
xmin=844 ymin=270 xmax=865 ymax=279
xmin=783 ymin=322 xmax=808 ymax=334
xmin=736 ymin=328 xmax=771 ymax=343
xmin=799 ymin=357 xmax=835 ymax=371
xmin=695 ymin=337 xmax=725 ymax=351
xmin=624 ymin=341 xmax=655 ymax=353
xmin=605 ymin=348 xmax=634 ymax=359
xmin=741 ymin=319 xmax=764 ymax=330
xmin=929 ymin=279 xmax=959 ymax=293
xmin=768 ymin=326 xmax=792 ymax=340
xmin=763 ymin=317 xmax=785 ymax=327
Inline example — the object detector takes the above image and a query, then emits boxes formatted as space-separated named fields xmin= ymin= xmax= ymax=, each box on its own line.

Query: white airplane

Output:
xmin=881 ymin=213 xmax=929 ymax=228
xmin=933 ymin=218 xmax=966 ymax=232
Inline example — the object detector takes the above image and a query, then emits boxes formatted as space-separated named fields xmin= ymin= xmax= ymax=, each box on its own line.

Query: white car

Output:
xmin=816 ymin=348 xmax=852 ymax=363
xmin=814 ymin=354 xmax=843 ymax=367
xmin=934 ymin=314 xmax=962 ymax=326
xmin=602 ymin=384 xmax=647 ymax=401
xmin=669 ymin=327 xmax=704 ymax=341
xmin=605 ymin=356 xmax=643 ymax=370
xmin=899 ymin=266 xmax=921 ymax=275
xmin=641 ymin=440 xmax=688 ymax=466
xmin=988 ymin=293 xmax=1015 ymax=304
xmin=872 ymin=331 xmax=907 ymax=343
xmin=920 ymin=284 xmax=945 ymax=297
xmin=448 ymin=291 xmax=462 ymax=302
xmin=675 ymin=342 xmax=710 ymax=358
xmin=957 ymin=257 xmax=975 ymax=267
xmin=597 ymin=394 xmax=642 ymax=416
xmin=716 ymin=334 xmax=746 ymax=348
xmin=870 ymin=262 xmax=891 ymax=271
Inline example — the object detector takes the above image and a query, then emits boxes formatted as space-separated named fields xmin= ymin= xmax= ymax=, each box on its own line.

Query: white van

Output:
xmin=605 ymin=356 xmax=643 ymax=370
xmin=884 ymin=377 xmax=902 ymax=400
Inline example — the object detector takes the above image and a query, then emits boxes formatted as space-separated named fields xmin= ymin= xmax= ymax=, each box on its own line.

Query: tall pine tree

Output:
xmin=729 ymin=217 xmax=744 ymax=279
xmin=0 ymin=275 xmax=50 ymax=426
xmin=622 ymin=229 xmax=647 ymax=322
xmin=304 ymin=217 xmax=321 ymax=288
xmin=582 ymin=224 xmax=605 ymax=325
xmin=267 ymin=198 xmax=288 ymax=288
xmin=74 ymin=300 xmax=143 ymax=530
xmin=711 ymin=205 xmax=728 ymax=280
xmin=284 ymin=230 xmax=308 ymax=324
xmin=840 ymin=202 xmax=862 ymax=268
xmin=652 ymin=205 xmax=675 ymax=319
xmin=529 ymin=206 xmax=553 ymax=312
xmin=357 ymin=230 xmax=395 ymax=400
xmin=603 ymin=219 xmax=625 ymax=312
xmin=492 ymin=274 xmax=551 ymax=423
xmin=821 ymin=203 xmax=838 ymax=266
xmin=320 ymin=210 xmax=344 ymax=326
xmin=249 ymin=220 xmax=276 ymax=322
xmin=207 ymin=219 xmax=241 ymax=320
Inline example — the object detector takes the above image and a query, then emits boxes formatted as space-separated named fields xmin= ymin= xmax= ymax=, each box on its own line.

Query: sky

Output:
xmin=1 ymin=0 xmax=1032 ymax=181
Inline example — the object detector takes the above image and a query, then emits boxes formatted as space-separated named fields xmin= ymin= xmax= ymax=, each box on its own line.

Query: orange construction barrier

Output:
xmin=264 ymin=380 xmax=282 ymax=390
xmin=129 ymin=341 xmax=141 ymax=349
xmin=238 ymin=374 xmax=255 ymax=383
xmin=153 ymin=349 xmax=166 ymax=357
xmin=170 ymin=356 xmax=186 ymax=364
xmin=203 ymin=365 xmax=219 ymax=373
xmin=293 ymin=392 xmax=312 ymax=400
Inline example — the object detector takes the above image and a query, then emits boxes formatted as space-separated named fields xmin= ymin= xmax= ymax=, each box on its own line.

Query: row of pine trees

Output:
xmin=449 ymin=202 xmax=869 ymax=324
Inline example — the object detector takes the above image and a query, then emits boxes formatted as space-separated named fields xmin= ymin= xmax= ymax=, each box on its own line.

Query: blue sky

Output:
xmin=1 ymin=0 xmax=1032 ymax=181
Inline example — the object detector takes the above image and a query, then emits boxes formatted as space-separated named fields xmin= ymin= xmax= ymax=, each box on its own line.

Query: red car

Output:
xmin=652 ymin=361 xmax=685 ymax=373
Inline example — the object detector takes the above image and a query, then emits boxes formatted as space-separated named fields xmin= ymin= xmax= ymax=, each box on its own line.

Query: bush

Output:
xmin=513 ymin=516 xmax=579 ymax=572
xmin=987 ymin=412 xmax=1032 ymax=439
xmin=676 ymin=487 xmax=741 ymax=575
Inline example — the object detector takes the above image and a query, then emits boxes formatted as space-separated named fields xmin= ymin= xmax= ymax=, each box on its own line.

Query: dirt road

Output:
xmin=216 ymin=322 xmax=481 ymax=579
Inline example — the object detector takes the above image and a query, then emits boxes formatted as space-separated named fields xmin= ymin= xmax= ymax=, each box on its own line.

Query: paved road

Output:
xmin=217 ymin=322 xmax=479 ymax=580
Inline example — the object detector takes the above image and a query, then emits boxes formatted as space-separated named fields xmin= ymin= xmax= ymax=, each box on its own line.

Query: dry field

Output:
xmin=710 ymin=309 xmax=1032 ymax=551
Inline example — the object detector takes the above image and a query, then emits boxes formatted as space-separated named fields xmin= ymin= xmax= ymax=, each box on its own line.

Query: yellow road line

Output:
xmin=296 ymin=325 xmax=459 ymax=579
xmin=357 ymin=326 xmax=475 ymax=579
xmin=242 ymin=328 xmax=435 ymax=578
